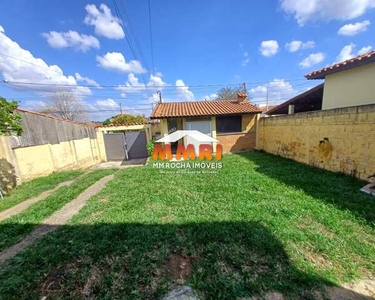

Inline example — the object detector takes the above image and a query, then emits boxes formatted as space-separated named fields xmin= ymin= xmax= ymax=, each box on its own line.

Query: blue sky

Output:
xmin=0 ymin=0 xmax=374 ymax=120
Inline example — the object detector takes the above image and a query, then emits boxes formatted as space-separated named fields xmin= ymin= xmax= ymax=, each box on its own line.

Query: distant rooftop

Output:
xmin=266 ymin=84 xmax=324 ymax=115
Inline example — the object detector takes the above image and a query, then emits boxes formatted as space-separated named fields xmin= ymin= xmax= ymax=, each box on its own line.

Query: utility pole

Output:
xmin=266 ymin=88 xmax=269 ymax=112
xmin=242 ymin=82 xmax=247 ymax=94
xmin=157 ymin=91 xmax=162 ymax=103
xmin=119 ymin=102 xmax=123 ymax=114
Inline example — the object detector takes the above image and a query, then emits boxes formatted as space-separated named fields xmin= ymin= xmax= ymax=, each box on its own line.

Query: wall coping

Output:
xmin=262 ymin=103 xmax=375 ymax=120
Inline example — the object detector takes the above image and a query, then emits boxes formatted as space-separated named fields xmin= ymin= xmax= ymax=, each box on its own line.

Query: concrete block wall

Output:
xmin=257 ymin=104 xmax=375 ymax=181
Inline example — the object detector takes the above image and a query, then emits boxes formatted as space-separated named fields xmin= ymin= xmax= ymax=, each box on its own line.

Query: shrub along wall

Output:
xmin=257 ymin=104 xmax=375 ymax=181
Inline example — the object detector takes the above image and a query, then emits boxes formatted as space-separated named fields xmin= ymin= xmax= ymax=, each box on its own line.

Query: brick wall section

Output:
xmin=258 ymin=104 xmax=375 ymax=181
xmin=218 ymin=132 xmax=256 ymax=153
xmin=216 ymin=114 xmax=258 ymax=153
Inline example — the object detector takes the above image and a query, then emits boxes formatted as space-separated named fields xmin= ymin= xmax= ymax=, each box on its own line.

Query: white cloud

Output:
xmin=75 ymin=73 xmax=100 ymax=87
xmin=0 ymin=24 xmax=91 ymax=98
xmin=175 ymin=79 xmax=195 ymax=101
xmin=84 ymin=4 xmax=124 ymax=39
xmin=96 ymin=52 xmax=146 ymax=73
xmin=115 ymin=72 xmax=167 ymax=95
xmin=281 ymin=0 xmax=375 ymax=26
xmin=148 ymin=92 xmax=160 ymax=103
xmin=336 ymin=43 xmax=373 ymax=62
xmin=337 ymin=43 xmax=356 ymax=61
xmin=299 ymin=52 xmax=325 ymax=68
xmin=249 ymin=79 xmax=296 ymax=106
xmin=357 ymin=45 xmax=372 ymax=55
xmin=260 ymin=40 xmax=279 ymax=57
xmin=338 ymin=20 xmax=370 ymax=36
xmin=204 ymin=93 xmax=218 ymax=100
xmin=250 ymin=86 xmax=268 ymax=93
xmin=95 ymin=98 xmax=119 ymax=109
xmin=0 ymin=25 xmax=4 ymax=33
xmin=42 ymin=31 xmax=99 ymax=52
xmin=148 ymin=73 xmax=167 ymax=88
xmin=286 ymin=40 xmax=315 ymax=52
xmin=242 ymin=52 xmax=250 ymax=66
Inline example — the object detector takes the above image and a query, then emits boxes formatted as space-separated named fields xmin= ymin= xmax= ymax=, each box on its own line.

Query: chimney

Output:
xmin=237 ymin=92 xmax=247 ymax=103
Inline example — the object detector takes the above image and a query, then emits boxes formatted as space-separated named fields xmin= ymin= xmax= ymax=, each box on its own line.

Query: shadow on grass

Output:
xmin=0 ymin=221 xmax=372 ymax=299
xmin=237 ymin=151 xmax=375 ymax=227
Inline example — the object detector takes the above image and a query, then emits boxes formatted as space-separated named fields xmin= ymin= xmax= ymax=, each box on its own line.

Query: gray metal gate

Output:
xmin=125 ymin=131 xmax=148 ymax=159
xmin=103 ymin=131 xmax=148 ymax=161
xmin=103 ymin=133 xmax=126 ymax=161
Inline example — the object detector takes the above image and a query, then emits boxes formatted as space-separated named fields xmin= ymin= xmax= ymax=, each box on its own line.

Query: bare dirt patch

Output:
xmin=166 ymin=253 xmax=194 ymax=284
xmin=41 ymin=260 xmax=83 ymax=297
xmin=82 ymin=266 xmax=101 ymax=299
xmin=304 ymin=249 xmax=332 ymax=268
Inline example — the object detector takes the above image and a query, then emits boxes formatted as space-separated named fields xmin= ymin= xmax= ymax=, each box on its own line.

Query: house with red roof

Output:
xmin=150 ymin=93 xmax=262 ymax=153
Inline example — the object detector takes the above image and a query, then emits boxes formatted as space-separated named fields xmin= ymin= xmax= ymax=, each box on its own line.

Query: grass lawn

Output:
xmin=0 ymin=169 xmax=115 ymax=251
xmin=0 ymin=170 xmax=82 ymax=212
xmin=0 ymin=152 xmax=374 ymax=299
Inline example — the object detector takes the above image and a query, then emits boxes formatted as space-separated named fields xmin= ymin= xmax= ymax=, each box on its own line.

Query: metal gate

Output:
xmin=103 ymin=131 xmax=148 ymax=161
xmin=103 ymin=133 xmax=126 ymax=161
xmin=125 ymin=131 xmax=148 ymax=159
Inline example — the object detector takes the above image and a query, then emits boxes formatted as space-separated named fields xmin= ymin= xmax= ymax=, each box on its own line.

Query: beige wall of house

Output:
xmin=323 ymin=63 xmax=375 ymax=110
xmin=159 ymin=114 xmax=259 ymax=153
xmin=1 ymin=136 xmax=102 ymax=183
xmin=217 ymin=114 xmax=258 ymax=153
xmin=257 ymin=104 xmax=375 ymax=181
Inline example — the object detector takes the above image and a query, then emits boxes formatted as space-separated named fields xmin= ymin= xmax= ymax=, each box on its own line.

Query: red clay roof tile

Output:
xmin=150 ymin=99 xmax=261 ymax=119
xmin=305 ymin=50 xmax=375 ymax=80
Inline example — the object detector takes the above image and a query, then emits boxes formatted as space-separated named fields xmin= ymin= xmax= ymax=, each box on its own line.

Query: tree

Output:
xmin=0 ymin=97 xmax=22 ymax=136
xmin=109 ymin=114 xmax=147 ymax=125
xmin=43 ymin=91 xmax=88 ymax=122
xmin=216 ymin=85 xmax=244 ymax=100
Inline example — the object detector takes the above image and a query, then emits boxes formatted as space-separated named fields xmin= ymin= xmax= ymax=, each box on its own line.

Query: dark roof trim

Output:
xmin=266 ymin=83 xmax=324 ymax=115
xmin=305 ymin=50 xmax=375 ymax=80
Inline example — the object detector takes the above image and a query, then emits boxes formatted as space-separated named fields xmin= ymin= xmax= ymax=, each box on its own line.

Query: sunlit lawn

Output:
xmin=0 ymin=152 xmax=374 ymax=299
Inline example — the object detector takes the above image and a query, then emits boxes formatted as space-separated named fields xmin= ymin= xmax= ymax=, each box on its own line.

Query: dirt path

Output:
xmin=0 ymin=174 xmax=114 ymax=264
xmin=0 ymin=180 xmax=76 ymax=222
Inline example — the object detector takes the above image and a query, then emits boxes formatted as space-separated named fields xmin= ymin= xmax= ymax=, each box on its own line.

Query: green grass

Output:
xmin=0 ymin=170 xmax=82 ymax=212
xmin=0 ymin=169 xmax=115 ymax=252
xmin=0 ymin=152 xmax=374 ymax=299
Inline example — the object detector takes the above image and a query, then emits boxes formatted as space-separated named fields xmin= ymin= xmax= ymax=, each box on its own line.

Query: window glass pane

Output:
xmin=167 ymin=119 xmax=177 ymax=132
xmin=216 ymin=116 xmax=242 ymax=133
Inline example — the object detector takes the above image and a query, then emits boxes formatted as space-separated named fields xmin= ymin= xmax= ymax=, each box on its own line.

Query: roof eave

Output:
xmin=150 ymin=111 xmax=261 ymax=119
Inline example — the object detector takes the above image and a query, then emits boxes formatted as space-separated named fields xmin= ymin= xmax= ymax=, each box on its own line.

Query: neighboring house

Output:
xmin=267 ymin=50 xmax=375 ymax=115
xmin=150 ymin=93 xmax=262 ymax=153
xmin=266 ymin=83 xmax=324 ymax=115
xmin=306 ymin=50 xmax=375 ymax=110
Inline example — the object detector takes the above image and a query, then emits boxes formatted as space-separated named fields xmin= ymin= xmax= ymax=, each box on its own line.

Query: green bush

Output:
xmin=146 ymin=141 xmax=155 ymax=156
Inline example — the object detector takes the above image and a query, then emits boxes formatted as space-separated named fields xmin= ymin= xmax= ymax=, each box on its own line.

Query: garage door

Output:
xmin=103 ymin=133 xmax=126 ymax=161
xmin=125 ymin=131 xmax=148 ymax=159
